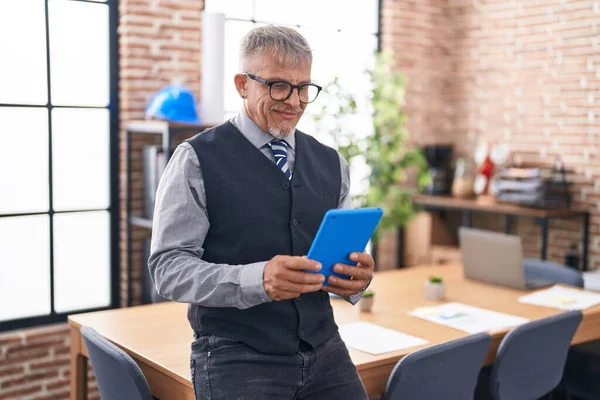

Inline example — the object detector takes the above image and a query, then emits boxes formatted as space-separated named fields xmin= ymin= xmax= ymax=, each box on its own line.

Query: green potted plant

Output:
xmin=425 ymin=275 xmax=446 ymax=301
xmin=310 ymin=51 xmax=429 ymax=241
xmin=359 ymin=289 xmax=375 ymax=312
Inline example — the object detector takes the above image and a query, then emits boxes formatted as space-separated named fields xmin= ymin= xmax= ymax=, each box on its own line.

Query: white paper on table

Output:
xmin=408 ymin=302 xmax=529 ymax=334
xmin=338 ymin=322 xmax=428 ymax=355
xmin=518 ymin=285 xmax=600 ymax=310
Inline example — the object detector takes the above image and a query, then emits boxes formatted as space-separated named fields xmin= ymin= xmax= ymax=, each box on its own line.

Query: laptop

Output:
xmin=459 ymin=227 xmax=552 ymax=290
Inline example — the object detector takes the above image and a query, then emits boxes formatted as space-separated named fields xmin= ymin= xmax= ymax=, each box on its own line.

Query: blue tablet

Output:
xmin=306 ymin=207 xmax=383 ymax=285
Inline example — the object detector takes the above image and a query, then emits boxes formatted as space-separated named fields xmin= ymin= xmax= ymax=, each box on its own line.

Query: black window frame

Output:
xmin=0 ymin=0 xmax=120 ymax=333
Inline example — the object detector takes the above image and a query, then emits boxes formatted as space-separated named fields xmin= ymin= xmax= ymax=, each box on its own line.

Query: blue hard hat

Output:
xmin=145 ymin=85 xmax=201 ymax=124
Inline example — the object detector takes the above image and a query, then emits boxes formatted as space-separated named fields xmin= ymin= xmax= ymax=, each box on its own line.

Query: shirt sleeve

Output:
xmin=338 ymin=152 xmax=352 ymax=209
xmin=148 ymin=142 xmax=272 ymax=309
xmin=336 ymin=152 xmax=371 ymax=305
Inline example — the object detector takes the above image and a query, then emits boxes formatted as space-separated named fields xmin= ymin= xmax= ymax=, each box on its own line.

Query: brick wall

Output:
xmin=382 ymin=0 xmax=599 ymax=269
xmin=0 ymin=325 xmax=98 ymax=400
xmin=380 ymin=0 xmax=454 ymax=145
xmin=377 ymin=0 xmax=454 ymax=268
xmin=119 ymin=0 xmax=203 ymax=306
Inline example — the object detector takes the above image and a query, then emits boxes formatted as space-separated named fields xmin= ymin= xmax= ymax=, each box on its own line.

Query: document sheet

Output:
xmin=408 ymin=302 xmax=529 ymax=334
xmin=339 ymin=322 xmax=429 ymax=355
xmin=518 ymin=285 xmax=600 ymax=310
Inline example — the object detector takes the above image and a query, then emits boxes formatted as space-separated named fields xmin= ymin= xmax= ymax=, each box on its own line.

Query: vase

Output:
xmin=452 ymin=158 xmax=476 ymax=198
xmin=425 ymin=281 xmax=446 ymax=301
xmin=359 ymin=296 xmax=374 ymax=312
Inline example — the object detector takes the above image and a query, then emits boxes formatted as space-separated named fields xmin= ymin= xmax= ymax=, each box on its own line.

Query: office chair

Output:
xmin=523 ymin=258 xmax=584 ymax=288
xmin=520 ymin=263 xmax=600 ymax=400
xmin=383 ymin=332 xmax=492 ymax=400
xmin=81 ymin=326 xmax=153 ymax=400
xmin=477 ymin=310 xmax=583 ymax=400
xmin=564 ymin=340 xmax=600 ymax=400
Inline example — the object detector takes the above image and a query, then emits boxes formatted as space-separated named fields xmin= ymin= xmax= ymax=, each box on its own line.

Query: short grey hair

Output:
xmin=239 ymin=25 xmax=312 ymax=71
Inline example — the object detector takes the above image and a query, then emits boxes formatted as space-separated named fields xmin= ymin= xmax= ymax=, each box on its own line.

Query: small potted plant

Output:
xmin=359 ymin=289 xmax=375 ymax=312
xmin=425 ymin=275 xmax=446 ymax=301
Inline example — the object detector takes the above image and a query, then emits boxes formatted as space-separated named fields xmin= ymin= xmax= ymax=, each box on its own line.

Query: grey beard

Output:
xmin=269 ymin=126 xmax=294 ymax=139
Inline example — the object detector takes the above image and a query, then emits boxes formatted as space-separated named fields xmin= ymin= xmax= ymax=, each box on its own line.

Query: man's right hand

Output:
xmin=263 ymin=256 xmax=325 ymax=301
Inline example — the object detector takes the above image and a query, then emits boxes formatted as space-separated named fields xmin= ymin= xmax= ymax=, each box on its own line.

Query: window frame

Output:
xmin=0 ymin=0 xmax=120 ymax=332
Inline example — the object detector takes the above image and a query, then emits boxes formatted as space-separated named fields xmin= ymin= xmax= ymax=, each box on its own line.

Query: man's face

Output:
xmin=241 ymin=54 xmax=311 ymax=138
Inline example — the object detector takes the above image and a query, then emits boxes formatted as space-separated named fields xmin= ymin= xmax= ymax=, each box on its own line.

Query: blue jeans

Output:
xmin=190 ymin=332 xmax=368 ymax=399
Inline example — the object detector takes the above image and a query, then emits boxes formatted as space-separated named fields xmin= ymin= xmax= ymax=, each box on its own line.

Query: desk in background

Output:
xmin=413 ymin=194 xmax=590 ymax=271
xmin=69 ymin=263 xmax=600 ymax=399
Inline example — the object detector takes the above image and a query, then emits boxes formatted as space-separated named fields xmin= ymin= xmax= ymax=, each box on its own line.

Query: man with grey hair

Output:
xmin=150 ymin=24 xmax=373 ymax=399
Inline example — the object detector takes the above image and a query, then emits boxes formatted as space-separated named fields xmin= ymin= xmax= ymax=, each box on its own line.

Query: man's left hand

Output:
xmin=321 ymin=252 xmax=374 ymax=297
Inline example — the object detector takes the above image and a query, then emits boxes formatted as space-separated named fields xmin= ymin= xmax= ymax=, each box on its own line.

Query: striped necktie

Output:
xmin=268 ymin=139 xmax=292 ymax=180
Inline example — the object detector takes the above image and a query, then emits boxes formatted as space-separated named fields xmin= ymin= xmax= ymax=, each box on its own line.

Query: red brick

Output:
xmin=155 ymin=0 xmax=204 ymax=12
xmin=29 ymin=355 xmax=70 ymax=373
xmin=0 ymin=366 xmax=24 ymax=379
xmin=0 ymin=334 xmax=23 ymax=347
xmin=5 ymin=339 xmax=64 ymax=357
xmin=0 ymin=384 xmax=43 ymax=400
xmin=24 ymin=336 xmax=67 ymax=348
xmin=21 ymin=325 xmax=68 ymax=341
xmin=3 ymin=347 xmax=50 ymax=365
xmin=45 ymin=378 xmax=69 ymax=392
xmin=52 ymin=346 xmax=70 ymax=357
xmin=0 ymin=371 xmax=59 ymax=390
xmin=31 ymin=386 xmax=70 ymax=400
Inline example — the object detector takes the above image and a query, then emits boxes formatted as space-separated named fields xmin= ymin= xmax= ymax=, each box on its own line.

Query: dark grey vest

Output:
xmin=185 ymin=121 xmax=341 ymax=355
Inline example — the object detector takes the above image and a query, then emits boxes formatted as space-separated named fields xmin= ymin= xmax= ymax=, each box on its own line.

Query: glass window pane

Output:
xmin=254 ymin=0 xmax=305 ymax=25
xmin=254 ymin=0 xmax=378 ymax=33
xmin=300 ymin=29 xmax=376 ymax=90
xmin=335 ymin=0 xmax=379 ymax=34
xmin=0 ymin=215 xmax=50 ymax=322
xmin=299 ymin=29 xmax=376 ymax=200
xmin=53 ymin=211 xmax=110 ymax=313
xmin=52 ymin=108 xmax=110 ymax=211
xmin=330 ymin=32 xmax=377 ymax=102
xmin=0 ymin=107 xmax=49 ymax=214
xmin=223 ymin=20 xmax=255 ymax=113
xmin=0 ymin=0 xmax=48 ymax=105
xmin=299 ymin=27 xmax=341 ymax=86
xmin=205 ymin=0 xmax=253 ymax=20
xmin=49 ymin=0 xmax=109 ymax=107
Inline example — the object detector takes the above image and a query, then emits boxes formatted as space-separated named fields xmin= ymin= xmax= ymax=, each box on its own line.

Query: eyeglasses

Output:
xmin=244 ymin=73 xmax=322 ymax=104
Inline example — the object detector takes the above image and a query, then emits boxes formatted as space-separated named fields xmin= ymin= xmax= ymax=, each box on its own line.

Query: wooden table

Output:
xmin=69 ymin=264 xmax=600 ymax=399
xmin=413 ymin=194 xmax=590 ymax=270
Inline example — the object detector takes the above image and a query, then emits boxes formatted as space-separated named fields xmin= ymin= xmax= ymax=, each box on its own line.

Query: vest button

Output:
xmin=282 ymin=182 xmax=290 ymax=189
xmin=298 ymin=329 xmax=305 ymax=337
xmin=292 ymin=218 xmax=299 ymax=226
xmin=295 ymin=296 xmax=301 ymax=302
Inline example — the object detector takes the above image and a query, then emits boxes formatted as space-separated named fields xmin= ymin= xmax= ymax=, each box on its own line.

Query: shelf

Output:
xmin=413 ymin=194 xmax=586 ymax=219
xmin=125 ymin=119 xmax=215 ymax=306
xmin=130 ymin=216 xmax=153 ymax=230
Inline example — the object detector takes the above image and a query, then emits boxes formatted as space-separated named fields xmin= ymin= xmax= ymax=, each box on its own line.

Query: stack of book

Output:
xmin=492 ymin=164 xmax=572 ymax=209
